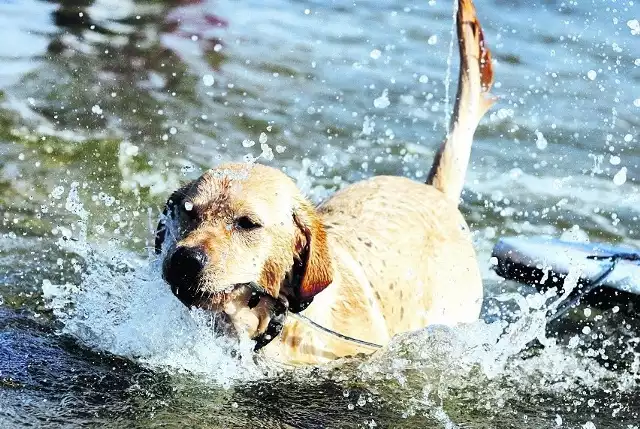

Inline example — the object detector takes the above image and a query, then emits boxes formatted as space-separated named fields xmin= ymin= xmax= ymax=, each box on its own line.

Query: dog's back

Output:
xmin=318 ymin=176 xmax=482 ymax=333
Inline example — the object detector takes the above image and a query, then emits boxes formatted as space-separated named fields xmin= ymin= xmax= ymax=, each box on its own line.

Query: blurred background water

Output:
xmin=0 ymin=0 xmax=639 ymax=428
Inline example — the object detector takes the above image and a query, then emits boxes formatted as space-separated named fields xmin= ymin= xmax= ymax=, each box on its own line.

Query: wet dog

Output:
xmin=155 ymin=0 xmax=495 ymax=365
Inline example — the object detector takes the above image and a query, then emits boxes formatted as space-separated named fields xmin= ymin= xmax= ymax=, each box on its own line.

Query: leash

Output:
xmin=245 ymin=282 xmax=383 ymax=351
xmin=288 ymin=312 xmax=382 ymax=350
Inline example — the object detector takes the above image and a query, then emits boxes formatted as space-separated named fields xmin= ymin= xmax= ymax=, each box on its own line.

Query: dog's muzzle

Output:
xmin=162 ymin=247 xmax=290 ymax=351
xmin=163 ymin=245 xmax=209 ymax=307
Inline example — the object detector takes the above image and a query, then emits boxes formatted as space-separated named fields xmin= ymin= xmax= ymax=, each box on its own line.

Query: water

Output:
xmin=1 ymin=0 xmax=639 ymax=427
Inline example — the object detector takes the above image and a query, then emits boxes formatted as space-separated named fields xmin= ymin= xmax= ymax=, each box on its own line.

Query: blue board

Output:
xmin=492 ymin=236 xmax=640 ymax=297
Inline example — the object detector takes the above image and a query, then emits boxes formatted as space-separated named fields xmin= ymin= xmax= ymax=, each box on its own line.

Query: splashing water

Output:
xmin=41 ymin=221 xmax=266 ymax=387
xmin=359 ymin=288 xmax=617 ymax=389
xmin=443 ymin=0 xmax=459 ymax=132
xmin=353 ymin=293 xmax=634 ymax=424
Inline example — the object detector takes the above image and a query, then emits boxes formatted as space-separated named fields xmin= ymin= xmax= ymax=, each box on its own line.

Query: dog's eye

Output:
xmin=235 ymin=216 xmax=262 ymax=230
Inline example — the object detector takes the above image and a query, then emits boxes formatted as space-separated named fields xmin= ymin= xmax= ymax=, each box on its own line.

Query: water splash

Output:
xmin=443 ymin=0 xmax=459 ymax=132
xmin=354 ymin=284 xmax=633 ymax=423
xmin=42 ymin=234 xmax=266 ymax=387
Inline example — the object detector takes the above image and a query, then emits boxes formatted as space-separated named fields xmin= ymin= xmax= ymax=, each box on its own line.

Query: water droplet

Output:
xmin=484 ymin=227 xmax=496 ymax=239
xmin=534 ymin=130 xmax=548 ymax=150
xmin=51 ymin=186 xmax=65 ymax=200
xmin=419 ymin=75 xmax=429 ymax=83
xmin=613 ymin=167 xmax=627 ymax=186
xmin=555 ymin=415 xmax=562 ymax=426
xmin=427 ymin=35 xmax=438 ymax=45
xmin=373 ymin=89 xmax=390 ymax=108
xmin=361 ymin=116 xmax=375 ymax=135
xmin=203 ymin=74 xmax=215 ymax=87
xmin=260 ymin=143 xmax=274 ymax=161
xmin=370 ymin=49 xmax=382 ymax=59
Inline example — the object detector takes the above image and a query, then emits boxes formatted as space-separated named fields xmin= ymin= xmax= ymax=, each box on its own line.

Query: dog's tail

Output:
xmin=426 ymin=0 xmax=495 ymax=203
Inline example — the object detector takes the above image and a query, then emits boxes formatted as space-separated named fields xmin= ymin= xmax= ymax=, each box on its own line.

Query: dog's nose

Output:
xmin=164 ymin=246 xmax=208 ymax=307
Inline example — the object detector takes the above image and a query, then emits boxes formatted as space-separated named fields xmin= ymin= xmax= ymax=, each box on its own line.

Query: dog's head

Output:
xmin=155 ymin=162 xmax=333 ymax=338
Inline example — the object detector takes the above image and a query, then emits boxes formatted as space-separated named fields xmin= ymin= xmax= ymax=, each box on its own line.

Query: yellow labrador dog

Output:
xmin=155 ymin=0 xmax=495 ymax=365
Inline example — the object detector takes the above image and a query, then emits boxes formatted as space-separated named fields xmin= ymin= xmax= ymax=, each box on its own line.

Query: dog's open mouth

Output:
xmin=170 ymin=281 xmax=269 ymax=312
xmin=173 ymin=281 xmax=288 ymax=350
xmin=172 ymin=284 xmax=242 ymax=310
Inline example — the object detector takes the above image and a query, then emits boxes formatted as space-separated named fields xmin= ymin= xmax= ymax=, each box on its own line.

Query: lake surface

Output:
xmin=0 ymin=0 xmax=639 ymax=427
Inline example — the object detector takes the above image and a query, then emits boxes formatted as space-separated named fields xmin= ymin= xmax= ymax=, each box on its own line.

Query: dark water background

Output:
xmin=0 ymin=0 xmax=639 ymax=427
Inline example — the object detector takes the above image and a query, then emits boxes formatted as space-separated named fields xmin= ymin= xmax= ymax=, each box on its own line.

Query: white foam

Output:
xmin=357 ymin=285 xmax=630 ymax=418
xmin=42 ymin=238 xmax=266 ymax=387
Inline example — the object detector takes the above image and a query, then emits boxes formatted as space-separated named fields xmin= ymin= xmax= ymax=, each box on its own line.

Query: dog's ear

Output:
xmin=290 ymin=200 xmax=333 ymax=308
xmin=154 ymin=188 xmax=186 ymax=254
